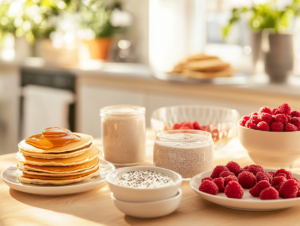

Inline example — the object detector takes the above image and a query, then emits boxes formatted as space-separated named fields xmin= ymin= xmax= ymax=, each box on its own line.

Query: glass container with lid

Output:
xmin=153 ymin=130 xmax=214 ymax=180
xmin=100 ymin=105 xmax=146 ymax=165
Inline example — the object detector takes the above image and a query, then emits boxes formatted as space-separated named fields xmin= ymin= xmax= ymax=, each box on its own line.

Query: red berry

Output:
xmin=226 ymin=161 xmax=241 ymax=176
xmin=257 ymin=121 xmax=270 ymax=131
xmin=248 ymin=164 xmax=264 ymax=176
xmin=245 ymin=121 xmax=257 ymax=130
xmin=272 ymin=176 xmax=287 ymax=190
xmin=270 ymin=122 xmax=284 ymax=132
xmin=239 ymin=115 xmax=250 ymax=127
xmin=244 ymin=166 xmax=249 ymax=170
xmin=224 ymin=175 xmax=238 ymax=187
xmin=201 ymin=177 xmax=213 ymax=183
xmin=275 ymin=169 xmax=292 ymax=179
xmin=210 ymin=165 xmax=229 ymax=179
xmin=225 ymin=181 xmax=244 ymax=199
xmin=291 ymin=177 xmax=300 ymax=187
xmin=238 ymin=171 xmax=257 ymax=189
xmin=279 ymin=179 xmax=299 ymax=198
xmin=249 ymin=180 xmax=271 ymax=197
xmin=260 ymin=187 xmax=279 ymax=200
xmin=180 ymin=122 xmax=193 ymax=129
xmin=278 ymin=103 xmax=291 ymax=115
xmin=251 ymin=112 xmax=258 ymax=116
xmin=269 ymin=171 xmax=276 ymax=178
xmin=199 ymin=180 xmax=219 ymax=195
xmin=193 ymin=121 xmax=201 ymax=130
xmin=259 ymin=106 xmax=272 ymax=115
xmin=272 ymin=108 xmax=279 ymax=115
xmin=250 ymin=115 xmax=262 ymax=124
xmin=297 ymin=189 xmax=300 ymax=197
xmin=286 ymin=114 xmax=291 ymax=122
xmin=285 ymin=123 xmax=298 ymax=131
xmin=291 ymin=117 xmax=300 ymax=130
xmin=277 ymin=173 xmax=287 ymax=178
xmin=173 ymin=123 xmax=182 ymax=129
xmin=256 ymin=171 xmax=272 ymax=183
xmin=275 ymin=114 xmax=288 ymax=124
xmin=291 ymin=111 xmax=300 ymax=118
xmin=260 ymin=113 xmax=272 ymax=124
xmin=220 ymin=171 xmax=235 ymax=178
xmin=213 ymin=177 xmax=225 ymax=192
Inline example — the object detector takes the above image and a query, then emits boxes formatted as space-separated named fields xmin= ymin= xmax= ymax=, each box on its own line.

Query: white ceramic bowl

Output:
xmin=190 ymin=169 xmax=300 ymax=211
xmin=238 ymin=124 xmax=300 ymax=168
xmin=111 ymin=188 xmax=182 ymax=218
xmin=151 ymin=105 xmax=239 ymax=150
xmin=106 ymin=166 xmax=182 ymax=202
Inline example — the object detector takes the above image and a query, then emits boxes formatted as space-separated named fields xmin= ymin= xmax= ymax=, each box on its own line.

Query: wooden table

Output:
xmin=2 ymin=132 xmax=300 ymax=226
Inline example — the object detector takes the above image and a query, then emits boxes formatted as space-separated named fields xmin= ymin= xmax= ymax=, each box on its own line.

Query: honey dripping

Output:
xmin=25 ymin=127 xmax=81 ymax=149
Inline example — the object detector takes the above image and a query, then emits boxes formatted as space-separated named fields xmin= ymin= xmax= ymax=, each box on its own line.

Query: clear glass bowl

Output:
xmin=151 ymin=105 xmax=239 ymax=150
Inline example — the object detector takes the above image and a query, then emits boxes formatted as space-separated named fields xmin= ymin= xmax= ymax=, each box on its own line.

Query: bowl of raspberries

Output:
xmin=151 ymin=105 xmax=239 ymax=149
xmin=190 ymin=161 xmax=300 ymax=211
xmin=238 ymin=103 xmax=300 ymax=168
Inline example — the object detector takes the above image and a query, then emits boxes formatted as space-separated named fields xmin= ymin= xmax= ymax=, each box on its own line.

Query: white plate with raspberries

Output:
xmin=190 ymin=162 xmax=300 ymax=211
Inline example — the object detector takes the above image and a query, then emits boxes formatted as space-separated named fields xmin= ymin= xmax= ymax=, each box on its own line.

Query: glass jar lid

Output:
xmin=156 ymin=130 xmax=213 ymax=147
xmin=100 ymin=105 xmax=145 ymax=117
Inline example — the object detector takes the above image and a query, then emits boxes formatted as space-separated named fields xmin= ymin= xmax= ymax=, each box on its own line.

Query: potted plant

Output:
xmin=223 ymin=0 xmax=300 ymax=82
xmin=80 ymin=0 xmax=121 ymax=60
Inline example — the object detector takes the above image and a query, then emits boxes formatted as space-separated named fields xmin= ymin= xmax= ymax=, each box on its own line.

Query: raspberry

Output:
xmin=201 ymin=177 xmax=213 ymax=183
xmin=256 ymin=171 xmax=272 ymax=183
xmin=286 ymin=114 xmax=291 ymax=122
xmin=193 ymin=121 xmax=201 ymax=130
xmin=260 ymin=113 xmax=272 ymax=124
xmin=272 ymin=108 xmax=279 ymax=115
xmin=297 ymin=189 xmax=300 ymax=197
xmin=270 ymin=122 xmax=284 ymax=132
xmin=285 ymin=123 xmax=298 ymax=131
xmin=272 ymin=176 xmax=287 ymax=190
xmin=291 ymin=117 xmax=300 ymax=130
xmin=250 ymin=115 xmax=262 ymax=124
xmin=275 ymin=169 xmax=292 ymax=179
xmin=248 ymin=165 xmax=264 ymax=176
xmin=291 ymin=111 xmax=300 ymax=118
xmin=249 ymin=180 xmax=271 ymax=197
xmin=291 ymin=177 xmax=300 ymax=187
xmin=260 ymin=187 xmax=279 ymax=200
xmin=239 ymin=115 xmax=250 ymax=127
xmin=244 ymin=166 xmax=249 ymax=170
xmin=269 ymin=171 xmax=276 ymax=178
xmin=257 ymin=121 xmax=270 ymax=131
xmin=199 ymin=180 xmax=218 ymax=195
xmin=226 ymin=161 xmax=241 ymax=176
xmin=180 ymin=122 xmax=193 ymax=129
xmin=275 ymin=114 xmax=288 ymax=124
xmin=251 ymin=112 xmax=258 ymax=116
xmin=259 ymin=106 xmax=272 ymax=115
xmin=173 ymin=123 xmax=182 ymax=129
xmin=213 ymin=177 xmax=225 ymax=192
xmin=276 ymin=173 xmax=287 ymax=178
xmin=238 ymin=171 xmax=257 ymax=189
xmin=224 ymin=181 xmax=244 ymax=199
xmin=220 ymin=171 xmax=235 ymax=178
xmin=224 ymin=175 xmax=238 ymax=187
xmin=278 ymin=103 xmax=291 ymax=115
xmin=245 ymin=121 xmax=257 ymax=130
xmin=210 ymin=165 xmax=229 ymax=179
xmin=279 ymin=179 xmax=299 ymax=198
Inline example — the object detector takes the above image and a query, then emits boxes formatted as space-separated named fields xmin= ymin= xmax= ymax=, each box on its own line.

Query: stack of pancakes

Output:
xmin=16 ymin=133 xmax=100 ymax=185
xmin=167 ymin=53 xmax=234 ymax=80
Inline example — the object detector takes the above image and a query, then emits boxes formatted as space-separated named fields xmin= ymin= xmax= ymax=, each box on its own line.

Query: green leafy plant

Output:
xmin=222 ymin=0 xmax=300 ymax=38
xmin=79 ymin=0 xmax=121 ymax=38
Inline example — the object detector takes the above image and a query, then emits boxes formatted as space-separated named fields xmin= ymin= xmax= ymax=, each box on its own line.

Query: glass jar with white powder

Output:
xmin=153 ymin=130 xmax=214 ymax=180
xmin=100 ymin=105 xmax=146 ymax=165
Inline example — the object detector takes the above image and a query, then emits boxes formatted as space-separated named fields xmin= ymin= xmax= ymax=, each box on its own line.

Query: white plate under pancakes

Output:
xmin=190 ymin=168 xmax=300 ymax=211
xmin=1 ymin=159 xmax=115 ymax=196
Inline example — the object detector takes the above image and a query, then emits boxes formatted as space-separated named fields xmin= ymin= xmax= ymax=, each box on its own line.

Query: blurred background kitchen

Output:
xmin=1 ymin=0 xmax=300 ymax=154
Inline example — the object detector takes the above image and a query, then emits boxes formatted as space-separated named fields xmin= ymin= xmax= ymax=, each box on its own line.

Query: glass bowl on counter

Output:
xmin=151 ymin=105 xmax=239 ymax=150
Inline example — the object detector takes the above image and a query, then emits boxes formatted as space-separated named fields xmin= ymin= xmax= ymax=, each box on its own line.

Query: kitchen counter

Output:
xmin=1 ymin=132 xmax=300 ymax=226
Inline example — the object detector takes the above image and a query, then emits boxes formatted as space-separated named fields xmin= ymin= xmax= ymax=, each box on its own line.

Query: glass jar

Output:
xmin=153 ymin=130 xmax=214 ymax=180
xmin=100 ymin=105 xmax=146 ymax=165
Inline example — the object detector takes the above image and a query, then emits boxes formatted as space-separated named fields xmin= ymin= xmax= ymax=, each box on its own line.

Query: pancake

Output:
xmin=18 ymin=133 xmax=93 ymax=153
xmin=18 ymin=157 xmax=99 ymax=174
xmin=16 ymin=145 xmax=100 ymax=166
xmin=19 ymin=143 xmax=92 ymax=159
xmin=20 ymin=163 xmax=99 ymax=177
xmin=16 ymin=167 xmax=100 ymax=185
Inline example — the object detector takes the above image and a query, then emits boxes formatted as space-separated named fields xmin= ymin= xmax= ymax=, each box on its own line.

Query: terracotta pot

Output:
xmin=85 ymin=38 xmax=112 ymax=60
